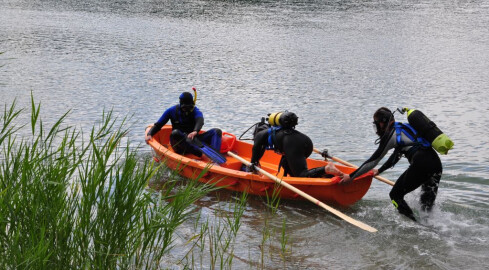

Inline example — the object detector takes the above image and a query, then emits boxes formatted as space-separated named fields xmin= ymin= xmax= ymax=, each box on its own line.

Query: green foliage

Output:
xmin=0 ymin=98 xmax=217 ymax=269
xmin=0 ymin=96 xmax=294 ymax=269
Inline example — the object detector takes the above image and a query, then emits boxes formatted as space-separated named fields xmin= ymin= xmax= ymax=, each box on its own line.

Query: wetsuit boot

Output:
xmin=391 ymin=198 xmax=417 ymax=221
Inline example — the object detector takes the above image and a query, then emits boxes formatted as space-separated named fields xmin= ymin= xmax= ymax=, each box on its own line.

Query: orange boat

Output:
xmin=146 ymin=125 xmax=373 ymax=206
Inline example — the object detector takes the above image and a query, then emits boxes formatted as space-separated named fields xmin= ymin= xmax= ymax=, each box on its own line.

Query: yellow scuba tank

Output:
xmin=401 ymin=108 xmax=454 ymax=155
xmin=268 ymin=112 xmax=283 ymax=126
xmin=267 ymin=111 xmax=298 ymax=128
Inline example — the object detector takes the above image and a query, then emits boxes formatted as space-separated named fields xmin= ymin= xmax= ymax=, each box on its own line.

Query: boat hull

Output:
xmin=147 ymin=125 xmax=373 ymax=206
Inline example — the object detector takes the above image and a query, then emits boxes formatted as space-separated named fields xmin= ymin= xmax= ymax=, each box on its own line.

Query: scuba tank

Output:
xmin=265 ymin=111 xmax=299 ymax=152
xmin=267 ymin=111 xmax=298 ymax=129
xmin=239 ymin=111 xmax=298 ymax=142
xmin=400 ymin=108 xmax=454 ymax=155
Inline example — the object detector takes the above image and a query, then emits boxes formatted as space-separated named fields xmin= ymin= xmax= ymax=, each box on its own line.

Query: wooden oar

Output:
xmin=313 ymin=148 xmax=395 ymax=186
xmin=227 ymin=151 xmax=377 ymax=233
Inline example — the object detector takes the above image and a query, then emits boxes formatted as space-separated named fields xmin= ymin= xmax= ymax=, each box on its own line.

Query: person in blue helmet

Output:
xmin=145 ymin=91 xmax=222 ymax=157
xmin=340 ymin=107 xmax=443 ymax=221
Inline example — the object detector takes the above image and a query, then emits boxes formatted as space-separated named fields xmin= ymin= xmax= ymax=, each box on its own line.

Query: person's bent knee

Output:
xmin=210 ymin=128 xmax=222 ymax=136
xmin=171 ymin=129 xmax=183 ymax=137
xmin=170 ymin=130 xmax=187 ymax=153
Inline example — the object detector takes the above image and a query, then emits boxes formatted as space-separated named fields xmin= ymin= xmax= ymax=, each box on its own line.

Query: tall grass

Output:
xmin=0 ymin=97 xmax=219 ymax=269
xmin=0 ymin=95 xmax=295 ymax=269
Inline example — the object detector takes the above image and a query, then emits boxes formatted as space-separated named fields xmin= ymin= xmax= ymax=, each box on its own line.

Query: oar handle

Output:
xmin=227 ymin=151 xmax=377 ymax=233
xmin=313 ymin=148 xmax=395 ymax=186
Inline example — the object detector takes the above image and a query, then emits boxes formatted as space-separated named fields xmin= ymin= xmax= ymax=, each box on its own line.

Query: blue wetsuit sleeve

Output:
xmin=149 ymin=106 xmax=174 ymax=136
xmin=193 ymin=107 xmax=204 ymax=132
xmin=349 ymin=130 xmax=397 ymax=180
xmin=156 ymin=107 xmax=173 ymax=126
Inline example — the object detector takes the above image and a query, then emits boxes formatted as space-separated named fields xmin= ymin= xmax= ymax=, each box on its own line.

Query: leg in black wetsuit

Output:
xmin=280 ymin=156 xmax=331 ymax=178
xmin=169 ymin=129 xmax=202 ymax=157
xmin=389 ymin=148 xmax=442 ymax=220
xmin=420 ymin=171 xmax=442 ymax=211
xmin=280 ymin=130 xmax=331 ymax=178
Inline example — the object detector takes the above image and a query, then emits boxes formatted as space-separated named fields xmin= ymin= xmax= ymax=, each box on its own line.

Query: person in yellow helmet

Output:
xmin=340 ymin=107 xmax=443 ymax=221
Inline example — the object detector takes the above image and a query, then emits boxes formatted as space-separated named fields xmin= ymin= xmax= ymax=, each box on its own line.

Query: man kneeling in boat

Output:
xmin=249 ymin=111 xmax=342 ymax=178
xmin=145 ymin=91 xmax=222 ymax=158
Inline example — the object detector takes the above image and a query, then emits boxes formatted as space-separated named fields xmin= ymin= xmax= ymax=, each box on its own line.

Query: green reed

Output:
xmin=259 ymin=182 xmax=293 ymax=269
xmin=180 ymin=191 xmax=247 ymax=270
xmin=0 ymin=96 xmax=296 ymax=269
xmin=0 ymin=97 xmax=218 ymax=269
xmin=279 ymin=217 xmax=291 ymax=259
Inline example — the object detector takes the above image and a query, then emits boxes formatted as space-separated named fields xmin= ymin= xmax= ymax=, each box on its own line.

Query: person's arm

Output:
xmin=192 ymin=107 xmax=204 ymax=133
xmin=184 ymin=107 xmax=203 ymax=140
xmin=342 ymin=130 xmax=396 ymax=182
xmin=250 ymin=129 xmax=268 ymax=166
xmin=377 ymin=148 xmax=402 ymax=174
xmin=146 ymin=107 xmax=173 ymax=140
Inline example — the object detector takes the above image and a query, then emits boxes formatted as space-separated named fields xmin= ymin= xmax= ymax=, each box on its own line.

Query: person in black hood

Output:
xmin=340 ymin=107 xmax=443 ymax=221
xmin=145 ymin=91 xmax=222 ymax=157
xmin=249 ymin=112 xmax=342 ymax=178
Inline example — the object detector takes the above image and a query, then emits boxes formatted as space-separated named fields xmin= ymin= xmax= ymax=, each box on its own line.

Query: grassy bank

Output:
xmin=0 ymin=97 xmax=223 ymax=269
xmin=0 ymin=97 xmax=291 ymax=269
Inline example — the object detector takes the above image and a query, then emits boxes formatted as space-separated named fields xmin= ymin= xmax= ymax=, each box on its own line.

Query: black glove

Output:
xmin=320 ymin=149 xmax=330 ymax=159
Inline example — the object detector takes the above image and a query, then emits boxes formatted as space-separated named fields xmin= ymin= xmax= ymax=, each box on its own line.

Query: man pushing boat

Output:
xmin=340 ymin=107 xmax=452 ymax=221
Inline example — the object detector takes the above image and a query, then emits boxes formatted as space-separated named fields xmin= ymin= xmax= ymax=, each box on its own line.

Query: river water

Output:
xmin=1 ymin=0 xmax=488 ymax=269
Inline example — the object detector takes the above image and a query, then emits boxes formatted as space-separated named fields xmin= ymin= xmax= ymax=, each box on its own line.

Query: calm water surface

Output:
xmin=1 ymin=0 xmax=488 ymax=269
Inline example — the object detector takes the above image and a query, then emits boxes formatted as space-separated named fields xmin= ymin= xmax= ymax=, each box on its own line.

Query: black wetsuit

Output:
xmin=349 ymin=124 xmax=442 ymax=220
xmin=250 ymin=128 xmax=326 ymax=177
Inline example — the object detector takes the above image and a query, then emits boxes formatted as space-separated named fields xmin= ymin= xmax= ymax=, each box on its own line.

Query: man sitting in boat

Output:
xmin=145 ymin=91 xmax=222 ymax=158
xmin=249 ymin=111 xmax=342 ymax=178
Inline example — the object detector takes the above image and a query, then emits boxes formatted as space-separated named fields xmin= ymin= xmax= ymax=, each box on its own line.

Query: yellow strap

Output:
xmin=391 ymin=200 xmax=399 ymax=208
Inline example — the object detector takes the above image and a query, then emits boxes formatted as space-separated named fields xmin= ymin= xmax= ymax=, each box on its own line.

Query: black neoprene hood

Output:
xmin=179 ymin=92 xmax=194 ymax=105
